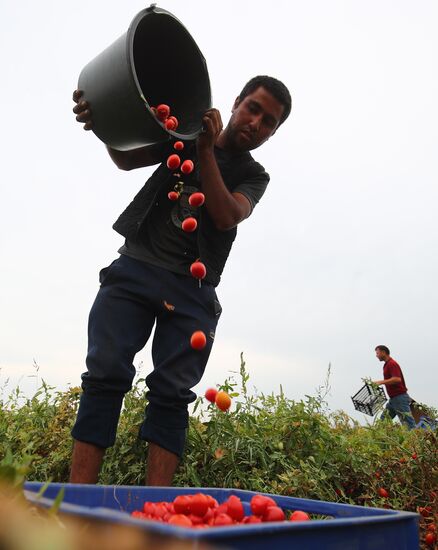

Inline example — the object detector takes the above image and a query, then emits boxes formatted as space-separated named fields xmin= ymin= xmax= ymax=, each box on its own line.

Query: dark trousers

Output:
xmin=71 ymin=255 xmax=221 ymax=457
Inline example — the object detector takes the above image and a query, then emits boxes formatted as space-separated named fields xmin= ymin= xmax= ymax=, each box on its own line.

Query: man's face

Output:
xmin=375 ymin=349 xmax=386 ymax=361
xmin=225 ymin=86 xmax=285 ymax=152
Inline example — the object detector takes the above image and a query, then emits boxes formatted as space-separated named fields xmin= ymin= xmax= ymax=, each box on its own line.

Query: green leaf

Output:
xmin=49 ymin=487 xmax=65 ymax=515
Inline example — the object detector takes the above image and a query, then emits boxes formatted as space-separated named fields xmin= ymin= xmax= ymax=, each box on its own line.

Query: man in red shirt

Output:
xmin=374 ymin=345 xmax=416 ymax=429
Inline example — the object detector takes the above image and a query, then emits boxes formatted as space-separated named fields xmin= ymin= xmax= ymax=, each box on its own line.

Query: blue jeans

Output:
xmin=380 ymin=393 xmax=416 ymax=429
xmin=71 ymin=255 xmax=222 ymax=457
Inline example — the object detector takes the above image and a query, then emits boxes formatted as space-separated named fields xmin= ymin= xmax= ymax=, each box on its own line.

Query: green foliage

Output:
xmin=1 ymin=356 xmax=437 ymax=519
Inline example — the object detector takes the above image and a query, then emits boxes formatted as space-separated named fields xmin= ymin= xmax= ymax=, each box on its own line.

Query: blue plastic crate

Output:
xmin=24 ymin=483 xmax=419 ymax=550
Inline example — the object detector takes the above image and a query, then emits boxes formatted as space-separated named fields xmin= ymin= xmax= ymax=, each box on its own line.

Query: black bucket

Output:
xmin=77 ymin=5 xmax=211 ymax=151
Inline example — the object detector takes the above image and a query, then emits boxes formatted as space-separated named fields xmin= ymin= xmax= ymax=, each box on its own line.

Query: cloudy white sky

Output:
xmin=1 ymin=0 xmax=437 ymax=422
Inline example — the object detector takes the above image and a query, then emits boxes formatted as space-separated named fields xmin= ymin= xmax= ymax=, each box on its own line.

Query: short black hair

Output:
xmin=238 ymin=75 xmax=292 ymax=126
xmin=375 ymin=345 xmax=390 ymax=355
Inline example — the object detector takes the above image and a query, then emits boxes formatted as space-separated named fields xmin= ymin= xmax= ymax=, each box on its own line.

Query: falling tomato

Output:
xmin=191 ymin=330 xmax=207 ymax=350
xmin=190 ymin=261 xmax=206 ymax=279
xmin=204 ymin=387 xmax=218 ymax=402
xmin=181 ymin=159 xmax=194 ymax=174
xmin=167 ymin=115 xmax=179 ymax=129
xmin=156 ymin=104 xmax=170 ymax=121
xmin=174 ymin=141 xmax=184 ymax=150
xmin=215 ymin=391 xmax=231 ymax=411
xmin=165 ymin=118 xmax=177 ymax=131
xmin=168 ymin=191 xmax=180 ymax=201
xmin=167 ymin=154 xmax=181 ymax=170
xmin=182 ymin=217 xmax=197 ymax=232
xmin=189 ymin=192 xmax=205 ymax=207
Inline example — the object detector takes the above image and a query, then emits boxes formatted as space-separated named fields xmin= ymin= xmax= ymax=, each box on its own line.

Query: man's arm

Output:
xmin=374 ymin=377 xmax=402 ymax=386
xmin=197 ymin=109 xmax=251 ymax=231
xmin=106 ymin=141 xmax=170 ymax=171
xmin=73 ymin=89 xmax=168 ymax=170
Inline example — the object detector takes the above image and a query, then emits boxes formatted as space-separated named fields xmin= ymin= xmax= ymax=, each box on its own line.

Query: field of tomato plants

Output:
xmin=1 ymin=355 xmax=437 ymax=547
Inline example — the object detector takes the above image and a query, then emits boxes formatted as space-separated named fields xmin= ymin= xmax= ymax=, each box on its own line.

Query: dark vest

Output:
xmin=112 ymin=150 xmax=267 ymax=286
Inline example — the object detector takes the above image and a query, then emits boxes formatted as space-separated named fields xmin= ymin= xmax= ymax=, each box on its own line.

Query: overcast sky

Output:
xmin=1 ymin=0 xmax=437 ymax=422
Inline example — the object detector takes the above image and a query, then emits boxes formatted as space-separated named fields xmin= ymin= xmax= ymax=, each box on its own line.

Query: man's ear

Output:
xmin=231 ymin=96 xmax=240 ymax=113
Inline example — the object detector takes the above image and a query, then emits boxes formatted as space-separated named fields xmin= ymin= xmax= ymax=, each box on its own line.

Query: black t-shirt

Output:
xmin=118 ymin=145 xmax=268 ymax=283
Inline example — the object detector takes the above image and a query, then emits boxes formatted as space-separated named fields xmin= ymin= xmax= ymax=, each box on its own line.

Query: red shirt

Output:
xmin=383 ymin=358 xmax=408 ymax=398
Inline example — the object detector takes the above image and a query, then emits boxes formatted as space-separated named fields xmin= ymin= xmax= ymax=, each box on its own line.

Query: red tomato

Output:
xmin=419 ymin=507 xmax=430 ymax=518
xmin=182 ymin=217 xmax=197 ymax=232
xmin=153 ymin=503 xmax=168 ymax=519
xmin=203 ymin=507 xmax=214 ymax=523
xmin=166 ymin=115 xmax=179 ymax=130
xmin=425 ymin=532 xmax=437 ymax=546
xmin=226 ymin=496 xmax=245 ymax=521
xmin=427 ymin=524 xmax=437 ymax=532
xmin=206 ymin=495 xmax=219 ymax=508
xmin=189 ymin=192 xmax=205 ymax=207
xmin=215 ymin=503 xmax=229 ymax=516
xmin=242 ymin=515 xmax=262 ymax=524
xmin=215 ymin=391 xmax=231 ymax=411
xmin=143 ymin=502 xmax=156 ymax=516
xmin=174 ymin=141 xmax=184 ymax=150
xmin=378 ymin=488 xmax=389 ymax=498
xmin=204 ymin=387 xmax=218 ymax=402
xmin=156 ymin=104 xmax=170 ymax=121
xmin=131 ymin=510 xmax=147 ymax=519
xmin=190 ymin=261 xmax=206 ymax=280
xmin=263 ymin=506 xmax=285 ymax=522
xmin=188 ymin=513 xmax=205 ymax=525
xmin=166 ymin=154 xmax=181 ymax=170
xmin=213 ymin=513 xmax=234 ymax=526
xmin=181 ymin=159 xmax=195 ymax=174
xmin=411 ymin=453 xmax=418 ymax=460
xmin=173 ymin=495 xmax=191 ymax=515
xmin=168 ymin=514 xmax=193 ymax=527
xmin=290 ymin=510 xmax=310 ymax=522
xmin=165 ymin=118 xmax=177 ymax=131
xmin=190 ymin=330 xmax=206 ymax=350
xmin=250 ymin=495 xmax=270 ymax=516
xmin=190 ymin=493 xmax=210 ymax=517
xmin=168 ymin=191 xmax=180 ymax=201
